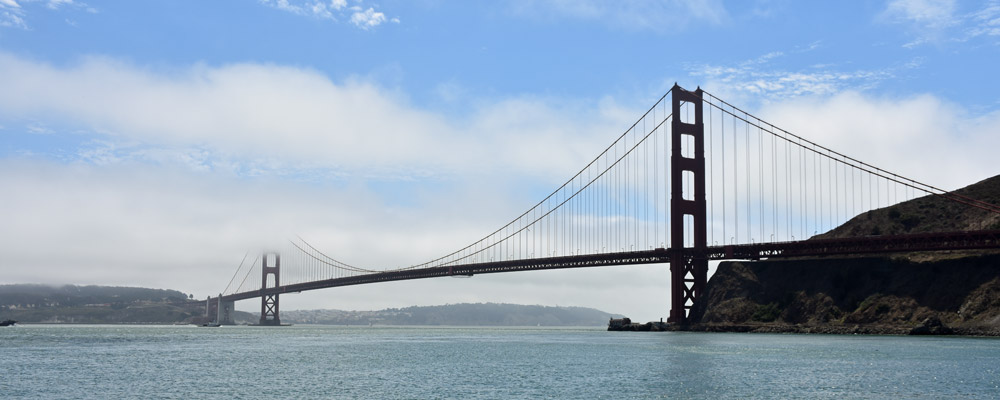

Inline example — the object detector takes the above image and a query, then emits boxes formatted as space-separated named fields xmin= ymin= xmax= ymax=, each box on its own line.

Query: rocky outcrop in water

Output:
xmin=682 ymin=254 xmax=1000 ymax=336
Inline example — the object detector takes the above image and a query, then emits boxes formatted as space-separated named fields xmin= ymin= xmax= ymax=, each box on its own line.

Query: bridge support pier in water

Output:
xmin=260 ymin=253 xmax=281 ymax=326
xmin=668 ymin=84 xmax=707 ymax=325
xmin=217 ymin=295 xmax=235 ymax=325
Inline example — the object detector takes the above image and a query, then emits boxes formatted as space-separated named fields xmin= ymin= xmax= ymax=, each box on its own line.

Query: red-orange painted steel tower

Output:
xmin=668 ymin=85 xmax=707 ymax=324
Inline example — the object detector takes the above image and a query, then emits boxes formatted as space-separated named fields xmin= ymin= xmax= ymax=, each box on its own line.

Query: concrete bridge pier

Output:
xmin=217 ymin=295 xmax=236 ymax=325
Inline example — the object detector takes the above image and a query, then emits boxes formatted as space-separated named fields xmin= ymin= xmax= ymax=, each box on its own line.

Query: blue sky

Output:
xmin=2 ymin=0 xmax=999 ymax=320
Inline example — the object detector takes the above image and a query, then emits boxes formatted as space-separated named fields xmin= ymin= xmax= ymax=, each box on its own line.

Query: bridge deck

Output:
xmin=220 ymin=230 xmax=1000 ymax=302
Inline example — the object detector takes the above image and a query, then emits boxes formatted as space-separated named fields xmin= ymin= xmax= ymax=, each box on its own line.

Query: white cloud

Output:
xmin=0 ymin=0 xmax=90 ymax=29
xmin=882 ymin=0 xmax=957 ymax=47
xmin=0 ymin=0 xmax=25 ymax=29
xmin=258 ymin=0 xmax=397 ymax=29
xmin=968 ymin=0 xmax=1000 ymax=38
xmin=46 ymin=0 xmax=73 ymax=10
xmin=0 ymin=52 xmax=630 ymax=182
xmin=309 ymin=2 xmax=333 ymax=19
xmin=350 ymin=7 xmax=385 ymax=29
xmin=262 ymin=0 xmax=315 ymax=17
xmin=507 ymin=0 xmax=727 ymax=32
xmin=0 ymin=9 xmax=26 ymax=28
xmin=26 ymin=123 xmax=52 ymax=134
xmin=687 ymin=51 xmax=908 ymax=106
xmin=759 ymin=91 xmax=1000 ymax=190
xmin=882 ymin=0 xmax=1000 ymax=46
xmin=884 ymin=0 xmax=957 ymax=29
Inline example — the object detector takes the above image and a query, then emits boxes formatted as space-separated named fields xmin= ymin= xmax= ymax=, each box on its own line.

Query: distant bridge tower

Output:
xmin=260 ymin=253 xmax=281 ymax=326
xmin=669 ymin=84 xmax=707 ymax=324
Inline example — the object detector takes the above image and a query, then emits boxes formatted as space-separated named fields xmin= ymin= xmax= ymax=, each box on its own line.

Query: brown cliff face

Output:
xmin=687 ymin=255 xmax=1000 ymax=335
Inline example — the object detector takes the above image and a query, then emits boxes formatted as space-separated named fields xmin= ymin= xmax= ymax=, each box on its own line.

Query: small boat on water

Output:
xmin=1 ymin=319 xmax=17 ymax=327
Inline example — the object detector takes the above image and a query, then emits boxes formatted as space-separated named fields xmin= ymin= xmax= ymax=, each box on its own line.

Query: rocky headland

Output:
xmin=683 ymin=254 xmax=1000 ymax=335
xmin=679 ymin=175 xmax=1000 ymax=336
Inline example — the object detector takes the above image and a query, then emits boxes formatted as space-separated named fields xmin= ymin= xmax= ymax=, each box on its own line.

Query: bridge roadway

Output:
xmin=218 ymin=229 xmax=1000 ymax=303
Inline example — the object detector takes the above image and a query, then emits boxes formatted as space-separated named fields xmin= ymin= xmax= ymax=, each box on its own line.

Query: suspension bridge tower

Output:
xmin=260 ymin=253 xmax=281 ymax=326
xmin=669 ymin=84 xmax=707 ymax=324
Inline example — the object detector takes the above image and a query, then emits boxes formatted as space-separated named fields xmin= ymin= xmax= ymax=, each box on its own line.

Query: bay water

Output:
xmin=2 ymin=324 xmax=998 ymax=399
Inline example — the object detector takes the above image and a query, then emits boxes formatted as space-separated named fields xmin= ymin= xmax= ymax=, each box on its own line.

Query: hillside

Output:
xmin=0 ymin=284 xmax=191 ymax=306
xmin=816 ymin=175 xmax=1000 ymax=239
xmin=688 ymin=174 xmax=1000 ymax=335
xmin=281 ymin=303 xmax=621 ymax=326
xmin=0 ymin=284 xmax=211 ymax=324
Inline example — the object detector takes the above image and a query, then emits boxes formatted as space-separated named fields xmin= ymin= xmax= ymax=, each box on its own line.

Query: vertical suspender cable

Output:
xmin=745 ymin=114 xmax=751 ymax=241
xmin=734 ymin=112 xmax=738 ymax=243
xmin=709 ymin=103 xmax=713 ymax=246
xmin=772 ymin=121 xmax=777 ymax=240
xmin=786 ymin=129 xmax=792 ymax=239
xmin=655 ymin=105 xmax=660 ymax=248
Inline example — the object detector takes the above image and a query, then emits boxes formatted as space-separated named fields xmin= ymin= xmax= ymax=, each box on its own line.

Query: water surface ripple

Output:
xmin=2 ymin=325 xmax=998 ymax=399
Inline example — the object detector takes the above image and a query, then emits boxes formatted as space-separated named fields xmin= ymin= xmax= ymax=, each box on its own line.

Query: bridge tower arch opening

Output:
xmin=260 ymin=252 xmax=281 ymax=326
xmin=669 ymin=84 xmax=707 ymax=324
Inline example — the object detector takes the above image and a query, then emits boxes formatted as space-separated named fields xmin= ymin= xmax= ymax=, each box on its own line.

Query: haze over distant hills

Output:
xmin=0 ymin=284 xmax=618 ymax=326
xmin=281 ymin=303 xmax=622 ymax=327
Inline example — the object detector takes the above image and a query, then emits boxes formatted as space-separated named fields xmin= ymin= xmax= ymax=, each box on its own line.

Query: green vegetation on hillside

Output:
xmin=1 ymin=284 xmax=190 ymax=307
xmin=817 ymin=175 xmax=1000 ymax=240
xmin=0 ymin=284 xmax=205 ymax=324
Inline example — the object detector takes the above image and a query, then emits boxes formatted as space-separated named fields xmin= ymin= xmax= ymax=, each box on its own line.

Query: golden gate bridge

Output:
xmin=207 ymin=85 xmax=1000 ymax=326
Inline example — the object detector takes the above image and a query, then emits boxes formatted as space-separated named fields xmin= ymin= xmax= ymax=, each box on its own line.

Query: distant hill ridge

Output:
xmin=281 ymin=303 xmax=622 ymax=326
xmin=0 ymin=284 xmax=203 ymax=324
xmin=0 ymin=284 xmax=191 ymax=307
xmin=0 ymin=284 xmax=619 ymax=326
